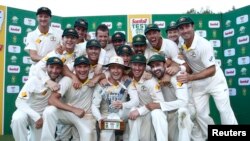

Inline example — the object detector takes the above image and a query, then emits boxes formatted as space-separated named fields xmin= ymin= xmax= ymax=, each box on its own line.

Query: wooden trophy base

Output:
xmin=100 ymin=119 xmax=125 ymax=131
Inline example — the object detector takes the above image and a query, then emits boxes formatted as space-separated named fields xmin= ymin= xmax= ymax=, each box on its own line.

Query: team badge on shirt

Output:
xmin=155 ymin=84 xmax=161 ymax=91
xmin=50 ymin=36 xmax=56 ymax=41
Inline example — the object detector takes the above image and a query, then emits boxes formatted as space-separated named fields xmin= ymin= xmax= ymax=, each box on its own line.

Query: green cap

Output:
xmin=130 ymin=54 xmax=146 ymax=64
xmin=36 ymin=7 xmax=52 ymax=17
xmin=166 ymin=21 xmax=177 ymax=32
xmin=86 ymin=39 xmax=101 ymax=48
xmin=132 ymin=34 xmax=146 ymax=46
xmin=62 ymin=28 xmax=79 ymax=38
xmin=74 ymin=55 xmax=90 ymax=66
xmin=144 ymin=24 xmax=160 ymax=35
xmin=117 ymin=45 xmax=133 ymax=56
xmin=176 ymin=16 xmax=194 ymax=27
xmin=46 ymin=57 xmax=63 ymax=67
xmin=74 ymin=18 xmax=88 ymax=30
xmin=112 ymin=32 xmax=126 ymax=42
xmin=147 ymin=54 xmax=165 ymax=65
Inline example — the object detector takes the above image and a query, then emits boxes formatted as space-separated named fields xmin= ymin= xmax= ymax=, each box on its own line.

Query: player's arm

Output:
xmin=63 ymin=64 xmax=82 ymax=89
xmin=29 ymin=50 xmax=43 ymax=62
xmin=91 ymin=85 xmax=103 ymax=121
xmin=187 ymin=65 xmax=215 ymax=81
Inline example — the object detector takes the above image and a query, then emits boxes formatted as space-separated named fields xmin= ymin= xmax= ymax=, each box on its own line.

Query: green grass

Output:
xmin=0 ymin=135 xmax=14 ymax=141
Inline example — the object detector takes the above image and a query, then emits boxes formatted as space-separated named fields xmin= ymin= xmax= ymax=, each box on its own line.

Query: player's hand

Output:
xmin=88 ymin=77 xmax=99 ymax=88
xmin=99 ymin=78 xmax=108 ymax=87
xmin=146 ymin=103 xmax=160 ymax=111
xmin=159 ymin=74 xmax=171 ymax=86
xmin=72 ymin=75 xmax=82 ymax=89
xmin=46 ymin=80 xmax=60 ymax=91
xmin=98 ymin=118 xmax=105 ymax=129
xmin=128 ymin=110 xmax=140 ymax=120
xmin=94 ymin=64 xmax=102 ymax=75
xmin=35 ymin=117 xmax=43 ymax=129
xmin=166 ymin=65 xmax=179 ymax=76
xmin=112 ymin=100 xmax=123 ymax=109
xmin=72 ymin=108 xmax=85 ymax=118
xmin=176 ymin=71 xmax=188 ymax=83
xmin=55 ymin=44 xmax=64 ymax=54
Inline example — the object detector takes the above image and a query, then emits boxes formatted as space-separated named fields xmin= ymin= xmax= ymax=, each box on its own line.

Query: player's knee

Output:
xmin=43 ymin=105 xmax=58 ymax=116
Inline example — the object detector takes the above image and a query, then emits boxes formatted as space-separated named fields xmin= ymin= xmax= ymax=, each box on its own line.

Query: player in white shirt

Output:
xmin=92 ymin=56 xmax=139 ymax=141
xmin=128 ymin=54 xmax=168 ymax=141
xmin=176 ymin=16 xmax=238 ymax=139
xmin=11 ymin=57 xmax=64 ymax=141
xmin=25 ymin=7 xmax=62 ymax=77
xmin=41 ymin=56 xmax=99 ymax=141
xmin=111 ymin=32 xmax=127 ymax=53
xmin=96 ymin=24 xmax=117 ymax=65
xmin=146 ymin=54 xmax=198 ymax=141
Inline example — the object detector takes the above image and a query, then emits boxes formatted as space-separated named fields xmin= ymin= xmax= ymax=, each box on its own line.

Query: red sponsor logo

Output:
xmin=210 ymin=23 xmax=218 ymax=26
xmin=239 ymin=38 xmax=248 ymax=42
xmin=240 ymin=80 xmax=249 ymax=83
xmin=10 ymin=27 xmax=20 ymax=31
xmin=226 ymin=70 xmax=235 ymax=74
xmin=225 ymin=31 xmax=233 ymax=35
xmin=52 ymin=24 xmax=60 ymax=28
xmin=132 ymin=19 xmax=148 ymax=24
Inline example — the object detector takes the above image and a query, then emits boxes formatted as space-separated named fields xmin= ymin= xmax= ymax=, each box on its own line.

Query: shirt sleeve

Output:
xmin=201 ymin=41 xmax=216 ymax=68
xmin=24 ymin=32 xmax=37 ymax=53
xmin=159 ymin=75 xmax=189 ymax=112
xmin=15 ymin=79 xmax=41 ymax=122
xmin=122 ymin=85 xmax=139 ymax=109
xmin=57 ymin=77 xmax=72 ymax=97
xmin=91 ymin=84 xmax=103 ymax=121
xmin=98 ymin=49 xmax=106 ymax=65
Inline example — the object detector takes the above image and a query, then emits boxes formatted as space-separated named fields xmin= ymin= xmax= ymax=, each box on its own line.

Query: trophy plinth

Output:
xmin=100 ymin=113 xmax=125 ymax=130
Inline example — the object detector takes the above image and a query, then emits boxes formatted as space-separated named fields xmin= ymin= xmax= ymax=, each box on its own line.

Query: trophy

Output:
xmin=100 ymin=112 xmax=125 ymax=131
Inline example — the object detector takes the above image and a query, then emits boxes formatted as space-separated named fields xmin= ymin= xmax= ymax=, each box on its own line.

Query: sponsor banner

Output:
xmin=24 ymin=18 xmax=35 ymax=26
xmin=225 ymin=68 xmax=236 ymax=76
xmin=8 ymin=25 xmax=21 ymax=34
xmin=101 ymin=22 xmax=112 ymax=29
xmin=154 ymin=21 xmax=165 ymax=28
xmin=195 ymin=30 xmax=207 ymax=37
xmin=88 ymin=31 xmax=96 ymax=39
xmin=229 ymin=88 xmax=236 ymax=96
xmin=238 ymin=56 xmax=250 ymax=65
xmin=210 ymin=40 xmax=221 ymax=47
xmin=237 ymin=35 xmax=249 ymax=45
xmin=23 ymin=56 xmax=33 ymax=64
xmin=238 ymin=77 xmax=250 ymax=86
xmin=22 ymin=76 xmax=28 ymax=83
xmin=224 ymin=48 xmax=235 ymax=57
xmin=236 ymin=14 xmax=248 ymax=24
xmin=208 ymin=21 xmax=220 ymax=28
xmin=8 ymin=45 xmax=21 ymax=53
xmin=223 ymin=28 xmax=234 ymax=38
xmin=51 ymin=22 xmax=61 ymax=29
xmin=0 ymin=5 xmax=6 ymax=134
xmin=7 ymin=85 xmax=20 ymax=93
xmin=127 ymin=14 xmax=151 ymax=42
xmin=7 ymin=65 xmax=20 ymax=73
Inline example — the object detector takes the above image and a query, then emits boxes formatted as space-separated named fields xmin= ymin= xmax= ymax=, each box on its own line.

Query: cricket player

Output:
xmin=92 ymin=56 xmax=139 ymax=141
xmin=146 ymin=54 xmax=195 ymax=141
xmin=11 ymin=57 xmax=64 ymax=141
xmin=41 ymin=56 xmax=98 ymax=141
xmin=128 ymin=54 xmax=168 ymax=141
xmin=25 ymin=7 xmax=62 ymax=77
xmin=176 ymin=16 xmax=238 ymax=139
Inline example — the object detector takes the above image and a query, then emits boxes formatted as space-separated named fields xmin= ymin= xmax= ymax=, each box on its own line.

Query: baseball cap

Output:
xmin=144 ymin=24 xmax=160 ymax=35
xmin=176 ymin=16 xmax=194 ymax=27
xmin=46 ymin=57 xmax=63 ymax=67
xmin=62 ymin=28 xmax=79 ymax=38
xmin=74 ymin=56 xmax=90 ymax=66
xmin=130 ymin=54 xmax=146 ymax=64
xmin=112 ymin=32 xmax=126 ymax=42
xmin=132 ymin=34 xmax=146 ymax=46
xmin=74 ymin=18 xmax=88 ymax=30
xmin=104 ymin=56 xmax=129 ymax=69
xmin=36 ymin=7 xmax=52 ymax=17
xmin=117 ymin=45 xmax=133 ymax=56
xmin=86 ymin=39 xmax=101 ymax=48
xmin=166 ymin=21 xmax=177 ymax=32
xmin=147 ymin=54 xmax=165 ymax=65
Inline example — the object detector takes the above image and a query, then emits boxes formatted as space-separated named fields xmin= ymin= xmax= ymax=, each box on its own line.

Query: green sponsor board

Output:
xmin=222 ymin=6 xmax=250 ymax=124
xmin=62 ymin=15 xmax=127 ymax=41
xmin=4 ymin=7 xmax=63 ymax=134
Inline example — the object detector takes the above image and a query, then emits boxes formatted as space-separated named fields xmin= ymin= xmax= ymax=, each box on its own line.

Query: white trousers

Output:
xmin=11 ymin=109 xmax=42 ymax=141
xmin=190 ymin=69 xmax=238 ymax=139
xmin=41 ymin=106 xmax=97 ymax=141
xmin=129 ymin=109 xmax=168 ymax=141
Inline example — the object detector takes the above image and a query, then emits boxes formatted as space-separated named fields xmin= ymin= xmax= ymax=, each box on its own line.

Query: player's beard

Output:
xmin=152 ymin=66 xmax=165 ymax=79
